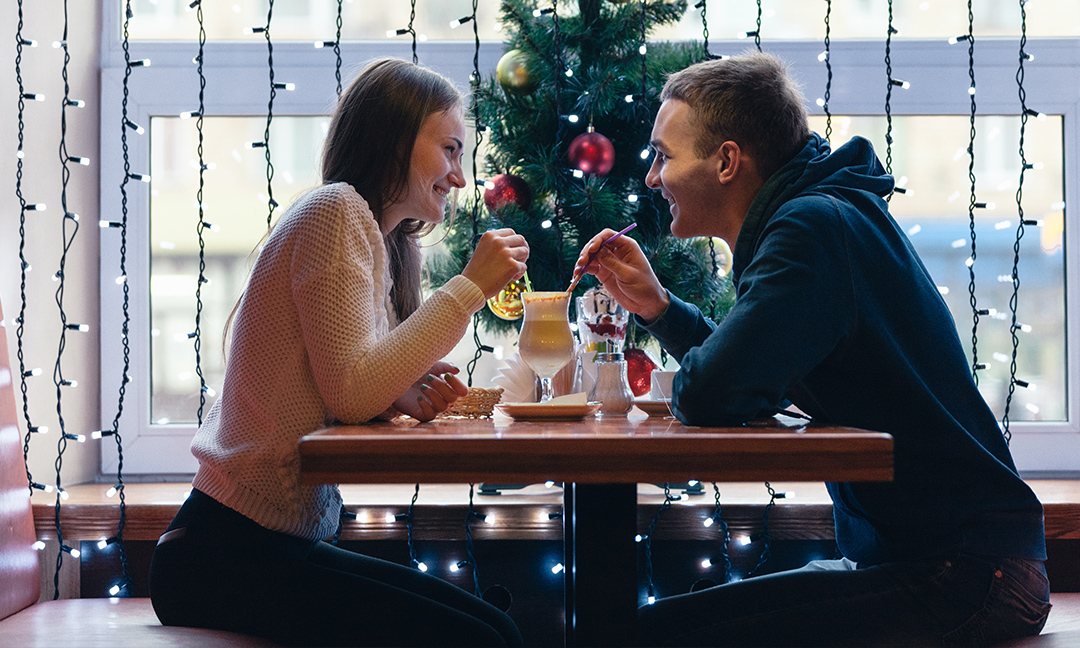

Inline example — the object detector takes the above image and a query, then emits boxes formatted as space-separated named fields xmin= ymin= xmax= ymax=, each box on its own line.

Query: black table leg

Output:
xmin=564 ymin=482 xmax=638 ymax=647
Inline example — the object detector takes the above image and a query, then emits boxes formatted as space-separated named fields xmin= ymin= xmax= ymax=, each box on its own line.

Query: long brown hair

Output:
xmin=322 ymin=58 xmax=463 ymax=320
xmin=223 ymin=59 xmax=463 ymax=358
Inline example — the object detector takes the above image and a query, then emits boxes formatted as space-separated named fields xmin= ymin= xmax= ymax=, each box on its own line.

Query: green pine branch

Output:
xmin=427 ymin=0 xmax=733 ymax=346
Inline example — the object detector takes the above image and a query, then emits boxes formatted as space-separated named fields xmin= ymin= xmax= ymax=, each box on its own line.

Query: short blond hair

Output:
xmin=661 ymin=52 xmax=810 ymax=180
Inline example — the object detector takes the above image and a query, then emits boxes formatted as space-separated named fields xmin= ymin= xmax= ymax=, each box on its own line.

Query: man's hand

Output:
xmin=392 ymin=361 xmax=469 ymax=422
xmin=574 ymin=229 xmax=670 ymax=323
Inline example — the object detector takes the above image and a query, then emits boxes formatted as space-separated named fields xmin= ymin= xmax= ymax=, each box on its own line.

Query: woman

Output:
xmin=148 ymin=59 xmax=528 ymax=647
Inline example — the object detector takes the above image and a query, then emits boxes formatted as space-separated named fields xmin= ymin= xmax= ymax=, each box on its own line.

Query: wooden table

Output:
xmin=299 ymin=413 xmax=893 ymax=647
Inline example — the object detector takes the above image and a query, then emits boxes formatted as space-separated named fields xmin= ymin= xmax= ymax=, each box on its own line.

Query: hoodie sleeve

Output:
xmin=648 ymin=195 xmax=857 ymax=426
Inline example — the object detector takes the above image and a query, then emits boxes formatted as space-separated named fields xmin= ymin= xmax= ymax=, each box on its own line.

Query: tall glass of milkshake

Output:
xmin=519 ymin=291 xmax=575 ymax=402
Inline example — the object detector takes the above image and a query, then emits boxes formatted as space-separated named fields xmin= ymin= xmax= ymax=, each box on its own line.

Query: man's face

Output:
xmin=645 ymin=99 xmax=724 ymax=239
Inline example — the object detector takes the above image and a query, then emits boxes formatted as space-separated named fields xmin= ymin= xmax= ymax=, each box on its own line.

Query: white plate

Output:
xmin=496 ymin=402 xmax=602 ymax=421
xmin=634 ymin=399 xmax=674 ymax=417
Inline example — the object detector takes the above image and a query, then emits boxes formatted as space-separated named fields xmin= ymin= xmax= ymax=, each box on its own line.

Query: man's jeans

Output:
xmin=638 ymin=553 xmax=1051 ymax=647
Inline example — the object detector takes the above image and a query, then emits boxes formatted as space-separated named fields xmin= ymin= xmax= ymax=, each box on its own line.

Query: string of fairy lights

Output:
xmin=1002 ymin=0 xmax=1038 ymax=444
xmin=821 ymin=0 xmax=833 ymax=141
xmin=15 ymin=0 xmax=42 ymax=497
xmin=463 ymin=0 xmax=493 ymax=387
xmin=193 ymin=1 xmax=209 ymax=428
xmin=50 ymin=0 xmax=92 ymax=598
xmin=463 ymin=0 xmax=498 ymax=603
xmin=883 ymin=0 xmax=902 ymax=196
xmin=7 ymin=0 xmax=1055 ymax=605
xmin=961 ymin=0 xmax=984 ymax=383
xmin=92 ymin=0 xmax=142 ymax=599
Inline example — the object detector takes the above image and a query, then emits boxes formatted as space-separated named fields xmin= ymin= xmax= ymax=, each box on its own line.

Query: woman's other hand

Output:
xmin=392 ymin=361 xmax=469 ymax=422
xmin=461 ymin=228 xmax=530 ymax=299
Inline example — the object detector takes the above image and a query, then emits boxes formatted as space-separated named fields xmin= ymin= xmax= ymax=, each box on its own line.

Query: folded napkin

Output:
xmin=504 ymin=392 xmax=588 ymax=407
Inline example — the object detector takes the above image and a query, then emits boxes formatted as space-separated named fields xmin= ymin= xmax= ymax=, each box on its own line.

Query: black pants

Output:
xmin=149 ymin=489 xmax=523 ymax=647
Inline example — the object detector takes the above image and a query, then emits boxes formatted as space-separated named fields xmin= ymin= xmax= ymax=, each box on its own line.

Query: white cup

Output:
xmin=649 ymin=370 xmax=676 ymax=400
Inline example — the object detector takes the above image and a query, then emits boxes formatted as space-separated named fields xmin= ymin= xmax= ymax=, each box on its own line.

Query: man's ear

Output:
xmin=715 ymin=140 xmax=742 ymax=185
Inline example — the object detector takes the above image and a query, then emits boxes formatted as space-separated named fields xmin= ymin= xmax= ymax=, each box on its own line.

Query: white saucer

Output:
xmin=496 ymin=402 xmax=602 ymax=421
xmin=634 ymin=399 xmax=674 ymax=417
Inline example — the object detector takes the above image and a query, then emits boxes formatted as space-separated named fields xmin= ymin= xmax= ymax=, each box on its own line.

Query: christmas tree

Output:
xmin=429 ymin=0 xmax=734 ymax=347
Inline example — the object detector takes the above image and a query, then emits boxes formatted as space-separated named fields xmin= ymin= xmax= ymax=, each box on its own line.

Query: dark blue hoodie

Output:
xmin=644 ymin=133 xmax=1046 ymax=565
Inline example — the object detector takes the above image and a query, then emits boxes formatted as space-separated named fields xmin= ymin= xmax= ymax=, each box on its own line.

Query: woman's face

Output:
xmin=381 ymin=108 xmax=467 ymax=235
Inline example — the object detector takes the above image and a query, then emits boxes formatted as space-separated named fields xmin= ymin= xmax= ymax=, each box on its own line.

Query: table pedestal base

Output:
xmin=564 ymin=483 xmax=638 ymax=647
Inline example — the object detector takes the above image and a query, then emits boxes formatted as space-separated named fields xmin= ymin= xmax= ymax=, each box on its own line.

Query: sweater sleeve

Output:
xmin=650 ymin=198 xmax=856 ymax=426
xmin=289 ymin=189 xmax=486 ymax=424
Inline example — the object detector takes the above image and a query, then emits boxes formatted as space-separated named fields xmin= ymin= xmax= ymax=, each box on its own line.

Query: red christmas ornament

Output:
xmin=483 ymin=173 xmax=533 ymax=211
xmin=624 ymin=347 xmax=659 ymax=397
xmin=568 ymin=128 xmax=616 ymax=176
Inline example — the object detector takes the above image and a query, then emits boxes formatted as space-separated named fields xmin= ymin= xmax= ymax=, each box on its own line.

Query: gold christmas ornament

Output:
xmin=487 ymin=277 xmax=528 ymax=320
xmin=496 ymin=49 xmax=538 ymax=95
xmin=693 ymin=237 xmax=734 ymax=276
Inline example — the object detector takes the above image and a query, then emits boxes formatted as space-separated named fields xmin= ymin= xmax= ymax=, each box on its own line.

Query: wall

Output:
xmin=0 ymin=1 xmax=102 ymax=485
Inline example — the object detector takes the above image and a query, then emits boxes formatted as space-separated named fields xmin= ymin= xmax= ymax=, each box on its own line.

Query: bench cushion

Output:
xmin=0 ymin=598 xmax=280 ymax=647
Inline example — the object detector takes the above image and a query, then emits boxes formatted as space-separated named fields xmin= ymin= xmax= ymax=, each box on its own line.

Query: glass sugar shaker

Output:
xmin=588 ymin=352 xmax=634 ymax=416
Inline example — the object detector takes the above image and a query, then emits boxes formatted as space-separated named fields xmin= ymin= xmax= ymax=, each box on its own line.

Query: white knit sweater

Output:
xmin=191 ymin=183 xmax=486 ymax=540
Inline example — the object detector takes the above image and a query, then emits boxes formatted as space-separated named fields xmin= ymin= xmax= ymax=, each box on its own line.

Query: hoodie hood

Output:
xmin=732 ymin=133 xmax=895 ymax=282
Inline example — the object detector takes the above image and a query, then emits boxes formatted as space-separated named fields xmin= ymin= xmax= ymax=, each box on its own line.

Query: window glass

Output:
xmin=126 ymin=0 xmax=1080 ymax=42
xmin=149 ymin=115 xmax=328 ymax=423
xmin=654 ymin=0 xmax=1080 ymax=41
xmin=149 ymin=113 xmax=1066 ymax=425
xmin=807 ymin=113 xmax=1066 ymax=422
xmin=148 ymin=114 xmax=510 ymax=423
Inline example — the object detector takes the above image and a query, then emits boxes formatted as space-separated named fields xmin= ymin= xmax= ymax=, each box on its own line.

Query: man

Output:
xmin=575 ymin=52 xmax=1049 ymax=646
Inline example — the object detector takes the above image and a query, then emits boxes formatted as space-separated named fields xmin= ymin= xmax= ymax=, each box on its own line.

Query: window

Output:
xmin=809 ymin=114 xmax=1066 ymax=423
xmin=99 ymin=1 xmax=1079 ymax=474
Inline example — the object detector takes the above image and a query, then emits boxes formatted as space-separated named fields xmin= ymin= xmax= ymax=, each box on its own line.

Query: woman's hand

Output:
xmin=574 ymin=229 xmax=670 ymax=323
xmin=392 ymin=361 xmax=469 ymax=422
xmin=462 ymin=228 xmax=530 ymax=299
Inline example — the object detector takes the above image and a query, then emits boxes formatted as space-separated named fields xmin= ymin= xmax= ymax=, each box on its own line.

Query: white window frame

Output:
xmin=98 ymin=4 xmax=1079 ymax=475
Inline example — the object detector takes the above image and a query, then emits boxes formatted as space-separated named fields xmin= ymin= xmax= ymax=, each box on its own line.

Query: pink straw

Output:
xmin=565 ymin=222 xmax=638 ymax=293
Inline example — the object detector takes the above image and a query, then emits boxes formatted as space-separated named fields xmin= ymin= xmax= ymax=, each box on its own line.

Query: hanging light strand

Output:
xmin=194 ymin=0 xmax=209 ymax=426
xmin=643 ymin=483 xmax=675 ymax=603
xmin=385 ymin=0 xmax=418 ymax=62
xmin=709 ymin=483 xmax=731 ymax=581
xmin=261 ymin=1 xmax=277 ymax=230
xmin=52 ymin=0 xmax=81 ymax=600
xmin=635 ymin=2 xmax=655 ymax=207
xmin=409 ymin=0 xmax=418 ymax=64
xmin=406 ymin=483 xmax=422 ymax=569
xmin=466 ymin=0 xmax=491 ymax=386
xmin=334 ymin=0 xmax=343 ymax=97
xmin=1002 ymin=0 xmax=1033 ymax=444
xmin=696 ymin=1 xmax=713 ymax=59
xmin=691 ymin=3 xmax=719 ymax=302
xmin=465 ymin=484 xmax=483 ymax=597
xmin=883 ymin=0 xmax=896 ymax=185
xmin=549 ymin=0 xmax=568 ymax=283
xmin=747 ymin=482 xmax=777 ymax=577
xmin=102 ymin=0 xmax=142 ymax=597
xmin=822 ymin=0 xmax=833 ymax=141
xmin=753 ymin=0 xmax=762 ymax=52
xmin=963 ymin=0 xmax=982 ymax=383
xmin=15 ymin=0 xmax=41 ymax=496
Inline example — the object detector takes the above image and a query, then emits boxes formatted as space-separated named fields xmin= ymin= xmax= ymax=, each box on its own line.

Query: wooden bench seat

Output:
xmin=0 ymin=598 xmax=279 ymax=647
xmin=0 ymin=296 xmax=279 ymax=646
